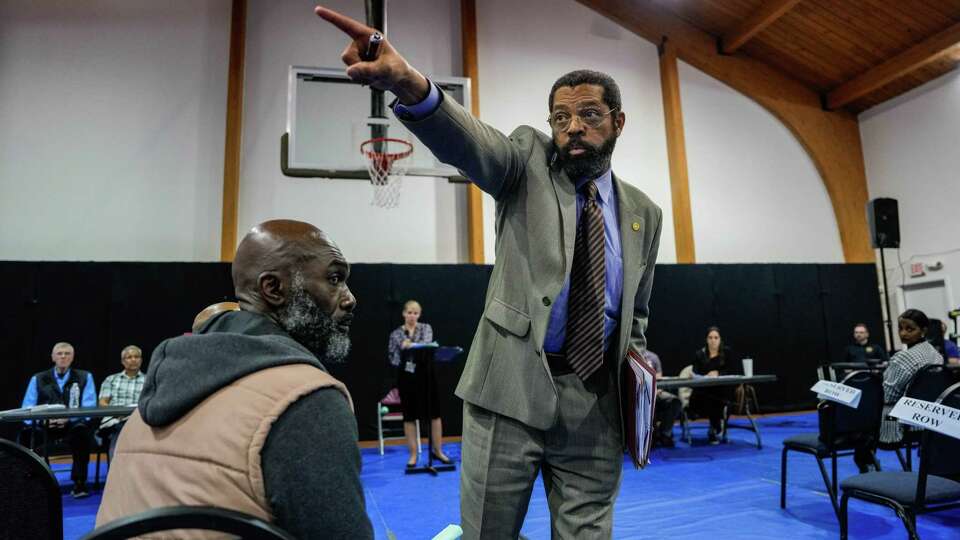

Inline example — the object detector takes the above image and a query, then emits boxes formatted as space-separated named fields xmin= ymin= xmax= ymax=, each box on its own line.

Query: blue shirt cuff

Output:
xmin=392 ymin=81 xmax=440 ymax=121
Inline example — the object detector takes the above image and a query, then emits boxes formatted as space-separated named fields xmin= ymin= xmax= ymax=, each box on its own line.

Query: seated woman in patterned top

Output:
xmin=388 ymin=300 xmax=451 ymax=468
xmin=880 ymin=309 xmax=944 ymax=446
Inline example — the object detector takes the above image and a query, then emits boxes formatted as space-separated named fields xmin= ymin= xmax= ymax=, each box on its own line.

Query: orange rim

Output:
xmin=360 ymin=137 xmax=414 ymax=161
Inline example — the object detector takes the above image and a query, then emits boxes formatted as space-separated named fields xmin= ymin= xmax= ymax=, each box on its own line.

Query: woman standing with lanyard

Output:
xmin=388 ymin=300 xmax=452 ymax=468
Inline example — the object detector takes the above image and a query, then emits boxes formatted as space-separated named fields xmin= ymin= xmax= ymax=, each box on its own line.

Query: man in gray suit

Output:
xmin=318 ymin=7 xmax=662 ymax=539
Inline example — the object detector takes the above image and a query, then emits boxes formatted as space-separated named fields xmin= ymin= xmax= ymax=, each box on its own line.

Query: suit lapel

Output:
xmin=614 ymin=174 xmax=645 ymax=356
xmin=551 ymin=162 xmax=578 ymax=270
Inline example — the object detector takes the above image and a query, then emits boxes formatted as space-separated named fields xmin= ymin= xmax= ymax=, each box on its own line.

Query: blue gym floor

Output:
xmin=61 ymin=412 xmax=959 ymax=539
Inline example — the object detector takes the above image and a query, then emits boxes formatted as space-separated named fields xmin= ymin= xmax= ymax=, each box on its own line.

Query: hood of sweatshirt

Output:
xmin=137 ymin=310 xmax=325 ymax=427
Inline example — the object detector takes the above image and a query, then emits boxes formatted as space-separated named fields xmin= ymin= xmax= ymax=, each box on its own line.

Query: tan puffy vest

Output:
xmin=96 ymin=363 xmax=352 ymax=537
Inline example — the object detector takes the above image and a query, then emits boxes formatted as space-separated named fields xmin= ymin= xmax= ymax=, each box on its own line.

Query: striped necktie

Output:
xmin=566 ymin=180 xmax=606 ymax=381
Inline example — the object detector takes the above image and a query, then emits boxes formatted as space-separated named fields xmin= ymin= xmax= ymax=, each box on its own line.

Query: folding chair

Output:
xmin=377 ymin=388 xmax=420 ymax=456
xmin=0 ymin=438 xmax=62 ymax=540
xmin=82 ymin=506 xmax=295 ymax=540
xmin=888 ymin=364 xmax=955 ymax=472
xmin=840 ymin=382 xmax=960 ymax=539
xmin=780 ymin=370 xmax=883 ymax=518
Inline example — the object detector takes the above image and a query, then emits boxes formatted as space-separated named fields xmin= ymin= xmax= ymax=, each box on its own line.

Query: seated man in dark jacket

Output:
xmin=21 ymin=341 xmax=97 ymax=498
xmin=642 ymin=349 xmax=682 ymax=447
xmin=97 ymin=220 xmax=373 ymax=539
xmin=843 ymin=323 xmax=888 ymax=364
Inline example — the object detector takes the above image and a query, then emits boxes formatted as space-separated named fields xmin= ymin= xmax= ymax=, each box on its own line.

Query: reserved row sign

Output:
xmin=889 ymin=397 xmax=960 ymax=441
xmin=810 ymin=380 xmax=862 ymax=408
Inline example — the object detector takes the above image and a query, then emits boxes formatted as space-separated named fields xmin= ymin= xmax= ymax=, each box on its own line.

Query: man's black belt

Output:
xmin=546 ymin=348 xmax=617 ymax=377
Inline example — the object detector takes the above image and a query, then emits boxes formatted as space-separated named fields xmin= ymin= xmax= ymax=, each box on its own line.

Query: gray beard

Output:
xmin=276 ymin=276 xmax=351 ymax=364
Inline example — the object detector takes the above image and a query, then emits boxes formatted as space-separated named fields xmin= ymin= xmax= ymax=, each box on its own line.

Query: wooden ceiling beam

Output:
xmin=720 ymin=0 xmax=802 ymax=55
xmin=658 ymin=39 xmax=696 ymax=264
xmin=577 ymin=0 xmax=874 ymax=263
xmin=826 ymin=21 xmax=960 ymax=110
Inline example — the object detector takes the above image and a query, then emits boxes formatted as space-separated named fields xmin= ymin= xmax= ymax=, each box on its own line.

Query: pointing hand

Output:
xmin=314 ymin=6 xmax=430 ymax=105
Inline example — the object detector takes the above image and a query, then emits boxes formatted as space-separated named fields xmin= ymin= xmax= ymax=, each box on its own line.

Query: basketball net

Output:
xmin=361 ymin=137 xmax=413 ymax=209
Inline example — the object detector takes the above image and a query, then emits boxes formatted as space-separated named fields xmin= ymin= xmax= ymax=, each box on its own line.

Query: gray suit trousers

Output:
xmin=460 ymin=368 xmax=623 ymax=539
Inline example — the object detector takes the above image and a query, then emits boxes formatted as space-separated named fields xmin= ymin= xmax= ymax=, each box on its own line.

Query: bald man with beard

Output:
xmin=97 ymin=220 xmax=373 ymax=539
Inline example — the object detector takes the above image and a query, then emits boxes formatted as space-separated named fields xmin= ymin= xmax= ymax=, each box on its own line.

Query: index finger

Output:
xmin=314 ymin=6 xmax=372 ymax=40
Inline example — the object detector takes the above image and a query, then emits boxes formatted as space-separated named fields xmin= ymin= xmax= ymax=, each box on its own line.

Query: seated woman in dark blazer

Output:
xmin=388 ymin=300 xmax=451 ymax=468
xmin=689 ymin=326 xmax=739 ymax=444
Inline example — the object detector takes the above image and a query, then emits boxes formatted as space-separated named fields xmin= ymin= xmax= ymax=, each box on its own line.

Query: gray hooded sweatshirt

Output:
xmin=137 ymin=309 xmax=373 ymax=540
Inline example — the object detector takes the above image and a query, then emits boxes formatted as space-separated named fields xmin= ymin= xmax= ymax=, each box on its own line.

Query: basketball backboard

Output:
xmin=282 ymin=66 xmax=471 ymax=181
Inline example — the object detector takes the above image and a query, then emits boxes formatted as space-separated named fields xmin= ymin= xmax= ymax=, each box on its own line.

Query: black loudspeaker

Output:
xmin=866 ymin=198 xmax=900 ymax=249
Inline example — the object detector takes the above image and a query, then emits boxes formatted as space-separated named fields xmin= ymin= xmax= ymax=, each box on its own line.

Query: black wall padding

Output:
xmin=325 ymin=264 xmax=492 ymax=441
xmin=0 ymin=262 xmax=880 ymax=441
xmin=645 ymin=264 xmax=884 ymax=413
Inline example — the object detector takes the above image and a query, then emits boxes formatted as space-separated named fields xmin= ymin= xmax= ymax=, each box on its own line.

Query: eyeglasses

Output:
xmin=548 ymin=107 xmax=618 ymax=131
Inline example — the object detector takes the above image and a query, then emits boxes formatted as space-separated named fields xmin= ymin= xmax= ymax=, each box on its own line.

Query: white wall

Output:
xmin=475 ymin=0 xmax=676 ymax=264
xmin=0 ymin=0 xmax=855 ymax=268
xmin=239 ymin=0 xmax=468 ymax=264
xmin=0 ymin=0 xmax=230 ymax=261
xmin=678 ymin=62 xmax=845 ymax=263
xmin=861 ymin=71 xmax=960 ymax=326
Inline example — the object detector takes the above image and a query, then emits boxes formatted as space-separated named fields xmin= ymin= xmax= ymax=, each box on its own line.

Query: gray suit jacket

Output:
xmin=401 ymin=91 xmax=662 ymax=432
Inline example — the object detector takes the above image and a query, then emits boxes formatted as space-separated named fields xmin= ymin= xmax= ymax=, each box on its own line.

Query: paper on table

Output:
xmin=0 ymin=403 xmax=66 ymax=415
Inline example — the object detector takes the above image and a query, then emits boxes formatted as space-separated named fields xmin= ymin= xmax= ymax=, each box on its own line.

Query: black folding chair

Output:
xmin=889 ymin=364 xmax=955 ymax=471
xmin=780 ymin=370 xmax=884 ymax=519
xmin=0 ymin=438 xmax=63 ymax=540
xmin=840 ymin=382 xmax=960 ymax=540
xmin=828 ymin=362 xmax=883 ymax=384
xmin=679 ymin=401 xmax=730 ymax=444
xmin=81 ymin=506 xmax=296 ymax=540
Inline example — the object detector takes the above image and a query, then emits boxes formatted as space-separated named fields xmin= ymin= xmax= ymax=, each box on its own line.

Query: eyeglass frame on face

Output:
xmin=548 ymin=106 xmax=620 ymax=131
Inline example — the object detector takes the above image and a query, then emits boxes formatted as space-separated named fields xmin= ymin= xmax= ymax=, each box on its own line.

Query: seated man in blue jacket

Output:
xmin=21 ymin=342 xmax=97 ymax=498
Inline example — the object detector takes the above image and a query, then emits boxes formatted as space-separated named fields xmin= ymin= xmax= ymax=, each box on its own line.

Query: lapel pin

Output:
xmin=632 ymin=222 xmax=641 ymax=231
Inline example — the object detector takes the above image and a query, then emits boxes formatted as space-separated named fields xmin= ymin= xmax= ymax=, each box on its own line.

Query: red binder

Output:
xmin=622 ymin=349 xmax=657 ymax=469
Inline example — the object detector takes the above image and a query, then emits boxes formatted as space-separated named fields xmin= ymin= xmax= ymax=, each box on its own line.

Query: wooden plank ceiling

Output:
xmin=654 ymin=0 xmax=960 ymax=113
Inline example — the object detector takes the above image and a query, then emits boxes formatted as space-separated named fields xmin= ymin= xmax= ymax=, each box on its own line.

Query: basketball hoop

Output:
xmin=360 ymin=137 xmax=413 ymax=208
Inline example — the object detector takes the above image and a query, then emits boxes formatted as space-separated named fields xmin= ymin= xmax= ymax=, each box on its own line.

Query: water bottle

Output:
xmin=69 ymin=383 xmax=80 ymax=408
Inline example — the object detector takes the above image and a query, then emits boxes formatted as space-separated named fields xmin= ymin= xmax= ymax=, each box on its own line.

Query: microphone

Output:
xmin=361 ymin=32 xmax=383 ymax=62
